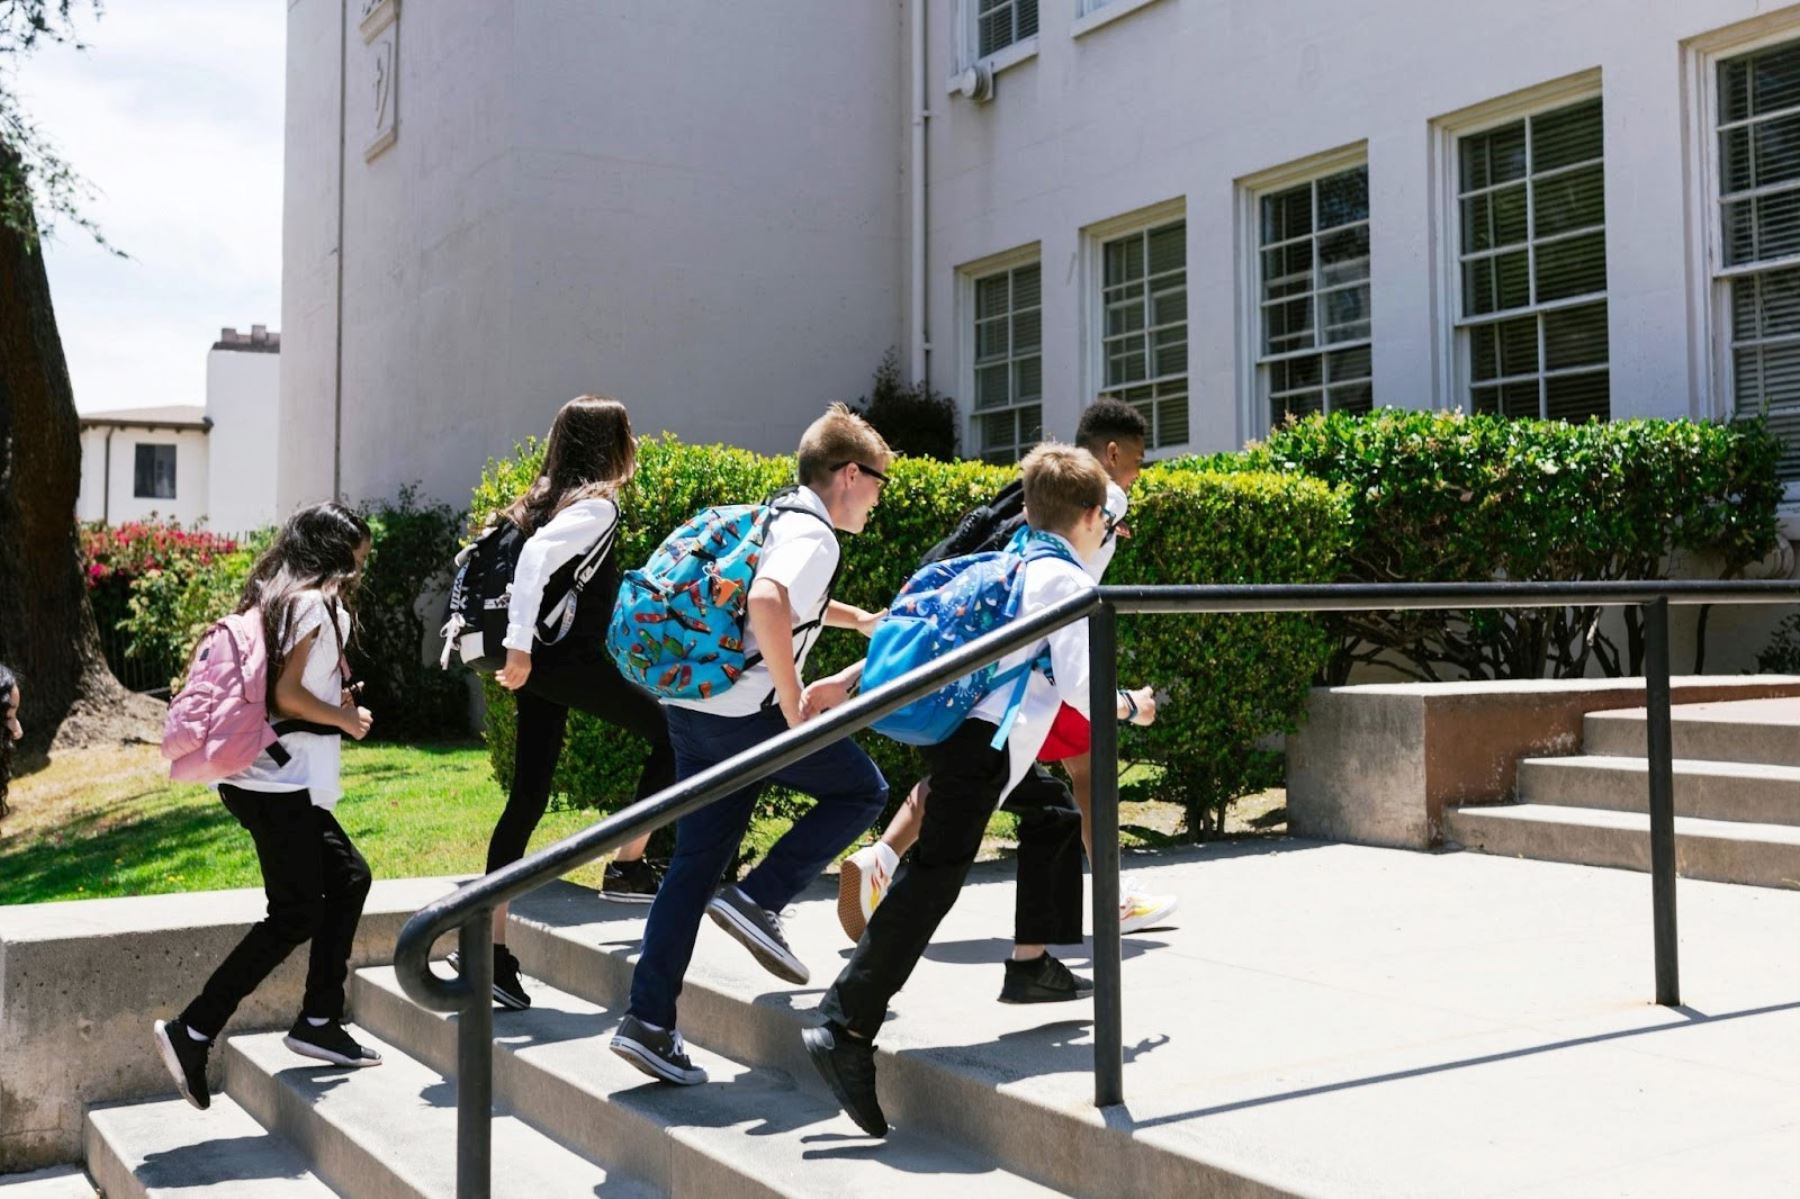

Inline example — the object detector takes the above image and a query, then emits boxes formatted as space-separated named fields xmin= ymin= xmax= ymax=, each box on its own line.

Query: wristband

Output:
xmin=1119 ymin=689 xmax=1137 ymax=723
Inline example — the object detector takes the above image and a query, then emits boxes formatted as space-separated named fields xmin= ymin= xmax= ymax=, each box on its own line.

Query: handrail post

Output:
xmin=456 ymin=911 xmax=494 ymax=1199
xmin=1088 ymin=600 xmax=1124 ymax=1107
xmin=1643 ymin=596 xmax=1680 ymax=1006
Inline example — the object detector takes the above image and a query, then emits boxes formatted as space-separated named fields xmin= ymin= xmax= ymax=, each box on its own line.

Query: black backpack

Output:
xmin=919 ymin=478 xmax=1026 ymax=567
xmin=437 ymin=517 xmax=617 ymax=673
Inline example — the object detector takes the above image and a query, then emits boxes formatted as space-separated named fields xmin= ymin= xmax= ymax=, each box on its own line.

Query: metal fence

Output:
xmin=391 ymin=579 xmax=1800 ymax=1199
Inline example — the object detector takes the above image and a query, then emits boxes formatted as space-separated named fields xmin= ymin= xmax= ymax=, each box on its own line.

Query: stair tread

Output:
xmin=1586 ymin=697 xmax=1800 ymax=725
xmin=356 ymin=965 xmax=1066 ymax=1197
xmin=1518 ymin=754 xmax=1800 ymax=780
xmin=1449 ymin=802 xmax=1800 ymax=844
xmin=227 ymin=1029 xmax=659 ymax=1199
xmin=86 ymin=1094 xmax=336 ymax=1197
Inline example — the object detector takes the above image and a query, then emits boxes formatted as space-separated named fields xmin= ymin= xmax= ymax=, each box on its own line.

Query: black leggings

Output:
xmin=486 ymin=650 xmax=676 ymax=873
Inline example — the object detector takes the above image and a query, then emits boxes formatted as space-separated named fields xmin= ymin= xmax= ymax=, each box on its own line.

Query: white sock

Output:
xmin=637 ymin=1018 xmax=667 ymax=1033
xmin=306 ymin=1016 xmax=330 ymax=1027
xmin=185 ymin=1025 xmax=211 ymax=1043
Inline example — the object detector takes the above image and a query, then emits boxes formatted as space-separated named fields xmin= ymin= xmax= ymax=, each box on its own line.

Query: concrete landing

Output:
xmin=505 ymin=840 xmax=1800 ymax=1199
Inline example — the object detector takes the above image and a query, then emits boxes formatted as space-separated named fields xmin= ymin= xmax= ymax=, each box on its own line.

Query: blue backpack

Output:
xmin=607 ymin=496 xmax=832 ymax=701
xmin=864 ymin=537 xmax=1080 ymax=750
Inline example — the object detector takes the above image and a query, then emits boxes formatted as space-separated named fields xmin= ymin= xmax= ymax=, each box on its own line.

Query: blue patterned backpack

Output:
xmin=607 ymin=496 xmax=831 ymax=701
xmin=864 ymin=537 xmax=1080 ymax=749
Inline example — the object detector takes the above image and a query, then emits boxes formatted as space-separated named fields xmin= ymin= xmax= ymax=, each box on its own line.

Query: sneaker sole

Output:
xmin=1120 ymin=895 xmax=1180 ymax=936
xmin=836 ymin=860 xmax=869 ymax=943
xmin=282 ymin=1034 xmax=383 ymax=1068
xmin=803 ymin=1026 xmax=887 ymax=1137
xmin=599 ymin=889 xmax=658 ymax=905
xmin=706 ymin=896 xmax=809 ymax=985
xmin=152 ymin=1020 xmax=207 ymax=1111
xmin=492 ymin=984 xmax=531 ymax=1011
xmin=997 ymin=983 xmax=1095 ymax=1005
xmin=609 ymin=1035 xmax=707 ymax=1086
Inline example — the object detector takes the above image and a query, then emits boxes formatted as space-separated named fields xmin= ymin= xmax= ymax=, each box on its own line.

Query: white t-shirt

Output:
xmin=503 ymin=497 xmax=619 ymax=652
xmin=1087 ymin=480 xmax=1130 ymax=581
xmin=226 ymin=591 xmax=351 ymax=808
xmin=667 ymin=486 xmax=839 ymax=718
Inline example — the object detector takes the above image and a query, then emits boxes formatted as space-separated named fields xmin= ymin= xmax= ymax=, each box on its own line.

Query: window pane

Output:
xmin=1147 ymin=222 xmax=1185 ymax=275
xmin=1152 ymin=285 xmax=1187 ymax=327
xmin=1542 ymin=302 xmax=1608 ymax=371
xmin=1544 ymin=371 xmax=1610 ymax=422
xmin=1261 ymin=186 xmax=1311 ymax=244
xmin=1465 ymin=250 xmax=1530 ymax=315
xmin=1262 ymin=243 xmax=1312 ymax=300
xmin=1105 ymin=235 xmax=1143 ymax=286
xmin=1156 ymin=391 xmax=1189 ymax=445
xmin=1106 ymin=294 xmax=1145 ymax=338
xmin=1721 ymin=58 xmax=1752 ymax=125
xmin=1531 ymin=99 xmax=1603 ymax=172
xmin=1317 ymin=166 xmax=1369 ymax=228
xmin=1013 ymin=264 xmax=1041 ymax=309
xmin=980 ymin=409 xmax=1017 ymax=453
xmin=1013 ymin=307 xmax=1041 ymax=352
xmin=1014 ymin=356 xmax=1043 ymax=401
xmin=1461 ymin=121 xmax=1527 ymax=191
xmin=1318 ymin=226 xmax=1370 ymax=286
xmin=1472 ymin=385 xmax=1501 ymax=414
xmin=1752 ymin=41 xmax=1800 ymax=118
xmin=1534 ymin=164 xmax=1604 ymax=237
xmin=1327 ymin=343 xmax=1372 ymax=382
xmin=1499 ymin=380 xmax=1541 ymax=418
xmin=977 ymin=317 xmax=1009 ymax=360
xmin=1754 ymin=112 xmax=1800 ymax=190
xmin=975 ymin=363 xmax=1011 ymax=410
xmin=1020 ymin=402 xmax=1043 ymax=445
xmin=1272 ymin=385 xmax=1325 ymax=425
xmin=1722 ymin=126 xmax=1755 ymax=195
xmin=1329 ymin=380 xmax=1375 ymax=415
xmin=1266 ymin=297 xmax=1314 ymax=354
xmin=1755 ymin=188 xmax=1800 ymax=261
xmin=1535 ymin=230 xmax=1607 ymax=301
xmin=1323 ymin=286 xmax=1370 ymax=342
xmin=976 ymin=274 xmax=1010 ymax=319
xmin=1153 ymin=326 xmax=1187 ymax=377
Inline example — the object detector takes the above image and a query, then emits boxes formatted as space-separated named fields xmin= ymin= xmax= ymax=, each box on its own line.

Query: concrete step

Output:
xmin=494 ymin=882 xmax=1269 ymax=1199
xmin=84 ymin=1095 xmax=335 ymax=1198
xmin=0 ymin=1166 xmax=97 ymax=1198
xmin=222 ymin=1028 xmax=660 ymax=1199
xmin=1584 ymin=698 xmax=1800 ymax=766
xmin=1443 ymin=803 xmax=1800 ymax=888
xmin=1516 ymin=755 xmax=1800 ymax=825
xmin=352 ymin=965 xmax=1064 ymax=1198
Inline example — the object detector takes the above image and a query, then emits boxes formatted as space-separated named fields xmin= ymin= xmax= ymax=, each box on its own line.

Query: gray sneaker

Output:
xmin=609 ymin=1015 xmax=707 ymax=1086
xmin=706 ymin=884 xmax=808 ymax=985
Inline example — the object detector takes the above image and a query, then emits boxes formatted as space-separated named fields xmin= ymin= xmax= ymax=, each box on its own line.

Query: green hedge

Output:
xmin=1214 ymin=410 xmax=1785 ymax=682
xmin=474 ymin=436 xmax=1351 ymax=837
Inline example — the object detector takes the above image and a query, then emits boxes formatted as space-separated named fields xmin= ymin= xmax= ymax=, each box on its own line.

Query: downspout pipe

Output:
xmin=102 ymin=428 xmax=113 ymax=522
xmin=332 ymin=0 xmax=349 ymax=500
xmin=910 ymin=0 xmax=929 ymax=388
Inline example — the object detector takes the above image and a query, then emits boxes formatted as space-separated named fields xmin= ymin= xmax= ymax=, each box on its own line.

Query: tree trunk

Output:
xmin=0 ymin=184 xmax=160 ymax=760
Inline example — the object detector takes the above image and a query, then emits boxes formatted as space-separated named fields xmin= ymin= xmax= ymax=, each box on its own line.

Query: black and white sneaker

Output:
xmin=803 ymin=1021 xmax=887 ymax=1137
xmin=998 ymin=953 xmax=1095 ymax=1004
xmin=706 ymin=884 xmax=808 ymax=984
xmin=283 ymin=1019 xmax=383 ymax=1067
xmin=445 ymin=945 xmax=532 ymax=1010
xmin=152 ymin=1018 xmax=212 ymax=1111
xmin=609 ymin=1015 xmax=708 ymax=1086
xmin=601 ymin=857 xmax=662 ymax=903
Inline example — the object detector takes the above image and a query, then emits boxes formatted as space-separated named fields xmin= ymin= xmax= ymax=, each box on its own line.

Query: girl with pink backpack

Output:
xmin=153 ymin=502 xmax=381 ymax=1112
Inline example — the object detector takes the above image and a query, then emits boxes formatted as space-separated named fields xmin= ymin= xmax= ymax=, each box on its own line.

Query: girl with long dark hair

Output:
xmin=0 ymin=663 xmax=19 ymax=821
xmin=477 ymin=395 xmax=675 ymax=1010
xmin=153 ymin=501 xmax=382 ymax=1112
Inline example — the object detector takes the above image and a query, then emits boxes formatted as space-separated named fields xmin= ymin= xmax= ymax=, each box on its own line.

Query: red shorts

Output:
xmin=1037 ymin=703 xmax=1091 ymax=763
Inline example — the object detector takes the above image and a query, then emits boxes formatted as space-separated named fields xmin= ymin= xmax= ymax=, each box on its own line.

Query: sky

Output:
xmin=9 ymin=1 xmax=285 ymax=414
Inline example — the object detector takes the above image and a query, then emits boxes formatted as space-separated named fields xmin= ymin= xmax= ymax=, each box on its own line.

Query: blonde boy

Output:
xmin=804 ymin=444 xmax=1157 ymax=1137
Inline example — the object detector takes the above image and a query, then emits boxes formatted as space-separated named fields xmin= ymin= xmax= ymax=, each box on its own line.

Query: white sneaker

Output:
xmin=1119 ymin=875 xmax=1179 ymax=935
xmin=837 ymin=842 xmax=899 ymax=942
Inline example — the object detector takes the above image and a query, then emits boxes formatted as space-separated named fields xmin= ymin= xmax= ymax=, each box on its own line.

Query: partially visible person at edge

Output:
xmin=0 ymin=663 xmax=19 ymax=821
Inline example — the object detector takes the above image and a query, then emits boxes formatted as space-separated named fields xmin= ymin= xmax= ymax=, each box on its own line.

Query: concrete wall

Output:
xmin=910 ymin=0 xmax=1800 ymax=457
xmin=74 ymin=426 xmax=210 ymax=527
xmin=280 ymin=0 xmax=904 ymax=512
xmin=205 ymin=347 xmax=281 ymax=534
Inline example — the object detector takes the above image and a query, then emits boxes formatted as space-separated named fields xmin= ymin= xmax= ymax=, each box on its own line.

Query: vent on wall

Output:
xmin=952 ymin=63 xmax=996 ymax=103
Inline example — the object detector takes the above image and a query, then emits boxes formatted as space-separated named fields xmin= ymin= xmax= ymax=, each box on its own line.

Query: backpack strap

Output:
xmin=748 ymin=494 xmax=843 ymax=709
xmin=535 ymin=512 xmax=620 ymax=646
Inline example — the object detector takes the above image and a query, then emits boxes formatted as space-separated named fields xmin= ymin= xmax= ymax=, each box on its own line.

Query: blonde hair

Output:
xmin=796 ymin=403 xmax=892 ymax=487
xmin=1021 ymin=442 xmax=1108 ymax=534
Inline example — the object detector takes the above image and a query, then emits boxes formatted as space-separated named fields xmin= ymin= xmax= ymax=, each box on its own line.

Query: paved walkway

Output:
xmin=739 ymin=837 xmax=1800 ymax=1197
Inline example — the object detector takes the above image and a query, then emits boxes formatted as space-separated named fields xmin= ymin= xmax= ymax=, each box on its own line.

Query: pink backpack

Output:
xmin=162 ymin=611 xmax=282 ymax=783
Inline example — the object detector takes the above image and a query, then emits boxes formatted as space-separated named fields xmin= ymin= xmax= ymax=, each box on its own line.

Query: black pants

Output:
xmin=487 ymin=648 xmax=676 ymax=873
xmin=819 ymin=720 xmax=1084 ymax=1039
xmin=181 ymin=786 xmax=372 ymax=1037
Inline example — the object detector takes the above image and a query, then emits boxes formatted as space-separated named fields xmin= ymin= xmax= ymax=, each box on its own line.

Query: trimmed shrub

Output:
xmin=1229 ymin=410 xmax=1784 ymax=682
xmin=853 ymin=349 xmax=958 ymax=461
xmin=474 ymin=435 xmax=1350 ymax=838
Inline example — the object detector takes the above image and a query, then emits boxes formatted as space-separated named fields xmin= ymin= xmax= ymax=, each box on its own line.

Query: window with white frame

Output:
xmin=134 ymin=443 xmax=177 ymax=499
xmin=971 ymin=261 xmax=1044 ymax=464
xmin=1716 ymin=39 xmax=1800 ymax=482
xmin=1099 ymin=218 xmax=1188 ymax=448
xmin=1455 ymin=97 xmax=1609 ymax=422
xmin=1257 ymin=163 xmax=1372 ymax=427
xmin=975 ymin=0 xmax=1038 ymax=59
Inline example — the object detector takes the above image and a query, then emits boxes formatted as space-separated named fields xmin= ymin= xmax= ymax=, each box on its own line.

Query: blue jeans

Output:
xmin=628 ymin=704 xmax=889 ymax=1029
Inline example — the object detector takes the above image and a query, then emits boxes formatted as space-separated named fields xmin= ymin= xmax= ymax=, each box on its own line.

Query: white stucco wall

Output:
xmin=280 ymin=0 xmax=904 ymax=512
xmin=75 ymin=426 xmax=210 ymax=527
xmin=205 ymin=347 xmax=281 ymax=534
xmin=909 ymin=0 xmax=1800 ymax=457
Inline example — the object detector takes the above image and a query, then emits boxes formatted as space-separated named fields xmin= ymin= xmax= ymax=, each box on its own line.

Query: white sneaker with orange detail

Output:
xmin=1118 ymin=875 xmax=1179 ymax=935
xmin=837 ymin=842 xmax=900 ymax=942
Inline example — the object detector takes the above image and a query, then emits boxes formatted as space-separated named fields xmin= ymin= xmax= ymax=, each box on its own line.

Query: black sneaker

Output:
xmin=609 ymin=1014 xmax=708 ymax=1085
xmin=803 ymin=1021 xmax=886 ymax=1137
xmin=601 ymin=857 xmax=662 ymax=904
xmin=446 ymin=946 xmax=532 ymax=1010
xmin=152 ymin=1018 xmax=212 ymax=1111
xmin=998 ymin=953 xmax=1095 ymax=1004
xmin=282 ymin=1018 xmax=383 ymax=1068
xmin=705 ymin=884 xmax=808 ymax=984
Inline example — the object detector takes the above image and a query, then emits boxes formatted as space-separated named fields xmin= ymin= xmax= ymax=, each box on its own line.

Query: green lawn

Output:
xmin=0 ymin=742 xmax=627 ymax=906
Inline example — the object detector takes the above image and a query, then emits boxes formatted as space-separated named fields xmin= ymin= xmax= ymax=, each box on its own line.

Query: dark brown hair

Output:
xmin=503 ymin=395 xmax=638 ymax=533
xmin=236 ymin=501 xmax=372 ymax=689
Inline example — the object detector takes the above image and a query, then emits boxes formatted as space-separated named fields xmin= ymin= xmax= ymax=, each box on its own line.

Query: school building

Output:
xmin=281 ymin=0 xmax=1800 ymax=535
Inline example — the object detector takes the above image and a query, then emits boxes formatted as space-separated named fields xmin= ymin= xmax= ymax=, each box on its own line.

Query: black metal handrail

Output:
xmin=393 ymin=579 xmax=1800 ymax=1198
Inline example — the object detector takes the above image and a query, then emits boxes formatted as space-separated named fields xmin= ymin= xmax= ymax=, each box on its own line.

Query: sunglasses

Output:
xmin=833 ymin=461 xmax=889 ymax=488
